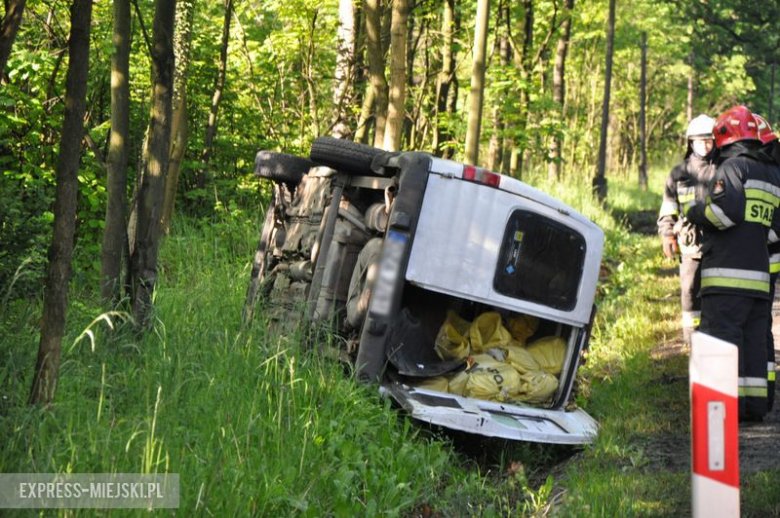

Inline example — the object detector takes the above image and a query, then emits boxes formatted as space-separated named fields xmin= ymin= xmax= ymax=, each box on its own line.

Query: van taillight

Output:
xmin=463 ymin=165 xmax=501 ymax=188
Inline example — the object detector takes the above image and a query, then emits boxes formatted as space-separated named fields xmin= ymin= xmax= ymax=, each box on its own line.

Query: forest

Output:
xmin=2 ymin=0 xmax=780 ymax=514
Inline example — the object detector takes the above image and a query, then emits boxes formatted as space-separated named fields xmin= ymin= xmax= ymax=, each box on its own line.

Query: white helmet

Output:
xmin=686 ymin=114 xmax=716 ymax=139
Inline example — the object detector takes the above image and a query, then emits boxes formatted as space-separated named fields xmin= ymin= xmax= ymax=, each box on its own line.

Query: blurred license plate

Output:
xmin=370 ymin=231 xmax=407 ymax=316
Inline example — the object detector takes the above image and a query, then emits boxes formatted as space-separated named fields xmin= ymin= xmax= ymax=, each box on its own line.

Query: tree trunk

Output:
xmin=382 ymin=0 xmax=409 ymax=151
xmin=0 ymin=0 xmax=27 ymax=79
xmin=687 ymin=51 xmax=694 ymax=122
xmin=433 ymin=0 xmax=455 ymax=157
xmin=638 ymin=31 xmax=648 ymax=191
xmin=464 ymin=0 xmax=490 ymax=165
xmin=332 ymin=0 xmax=356 ymax=139
xmin=353 ymin=83 xmax=375 ymax=143
xmin=100 ymin=0 xmax=131 ymax=307
xmin=199 ymin=0 xmax=233 ymax=186
xmin=592 ymin=0 xmax=614 ymax=203
xmin=488 ymin=3 xmax=509 ymax=172
xmin=29 ymin=0 xmax=93 ymax=405
xmin=510 ymin=0 xmax=534 ymax=178
xmin=364 ymin=0 xmax=388 ymax=148
xmin=770 ymin=62 xmax=776 ymax=123
xmin=548 ymin=0 xmax=574 ymax=181
xmin=129 ymin=0 xmax=175 ymax=330
xmin=161 ymin=0 xmax=195 ymax=235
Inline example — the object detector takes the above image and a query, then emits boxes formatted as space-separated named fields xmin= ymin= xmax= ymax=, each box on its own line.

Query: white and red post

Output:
xmin=690 ymin=331 xmax=740 ymax=517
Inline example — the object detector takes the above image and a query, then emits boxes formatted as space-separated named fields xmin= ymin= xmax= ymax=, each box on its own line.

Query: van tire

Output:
xmin=310 ymin=137 xmax=385 ymax=176
xmin=254 ymin=151 xmax=315 ymax=185
xmin=243 ymin=197 xmax=281 ymax=324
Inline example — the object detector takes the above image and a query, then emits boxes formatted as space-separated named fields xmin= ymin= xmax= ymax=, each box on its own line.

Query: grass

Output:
xmin=0 ymin=212 xmax=546 ymax=515
xmin=2 ymin=166 xmax=778 ymax=515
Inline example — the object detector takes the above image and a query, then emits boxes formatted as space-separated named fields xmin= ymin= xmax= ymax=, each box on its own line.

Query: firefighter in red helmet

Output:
xmin=685 ymin=105 xmax=778 ymax=421
xmin=657 ymin=115 xmax=717 ymax=344
xmin=753 ymin=112 xmax=780 ymax=412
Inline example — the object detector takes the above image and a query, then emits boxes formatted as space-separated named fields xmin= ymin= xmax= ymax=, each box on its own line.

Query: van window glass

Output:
xmin=494 ymin=210 xmax=585 ymax=310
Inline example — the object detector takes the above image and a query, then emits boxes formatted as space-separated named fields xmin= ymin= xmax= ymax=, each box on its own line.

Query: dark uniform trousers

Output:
xmin=767 ymin=272 xmax=778 ymax=412
xmin=700 ymin=294 xmax=770 ymax=419
xmin=680 ymin=255 xmax=702 ymax=344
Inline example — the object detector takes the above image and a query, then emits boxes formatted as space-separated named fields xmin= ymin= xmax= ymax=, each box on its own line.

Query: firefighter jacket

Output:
xmin=657 ymin=153 xmax=716 ymax=257
xmin=761 ymin=142 xmax=780 ymax=276
xmin=686 ymin=142 xmax=780 ymax=299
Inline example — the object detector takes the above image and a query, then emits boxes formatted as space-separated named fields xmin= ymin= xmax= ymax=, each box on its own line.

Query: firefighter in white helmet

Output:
xmin=657 ymin=114 xmax=717 ymax=344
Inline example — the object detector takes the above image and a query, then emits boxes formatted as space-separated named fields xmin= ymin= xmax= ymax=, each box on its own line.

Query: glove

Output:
xmin=662 ymin=235 xmax=679 ymax=259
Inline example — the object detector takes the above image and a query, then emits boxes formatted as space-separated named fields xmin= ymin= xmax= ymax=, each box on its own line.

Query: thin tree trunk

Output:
xmin=464 ymin=0 xmax=490 ymax=165
xmin=305 ymin=11 xmax=320 ymax=137
xmin=0 ymin=0 xmax=27 ymax=78
xmin=354 ymin=82 xmax=375 ymax=143
xmin=548 ymin=0 xmax=574 ymax=181
xmin=382 ymin=0 xmax=409 ymax=151
xmin=770 ymin=62 xmax=776 ymax=123
xmin=510 ymin=0 xmax=534 ymax=177
xmin=488 ymin=3 xmax=509 ymax=172
xmin=404 ymin=12 xmax=416 ymax=146
xmin=199 ymin=0 xmax=233 ymax=186
xmin=101 ymin=0 xmax=131 ymax=307
xmin=162 ymin=0 xmax=195 ymax=235
xmin=129 ymin=0 xmax=175 ymax=330
xmin=30 ymin=0 xmax=93 ymax=405
xmin=433 ymin=0 xmax=455 ymax=157
xmin=332 ymin=0 xmax=356 ymax=138
xmin=687 ymin=51 xmax=694 ymax=122
xmin=593 ymin=0 xmax=614 ymax=202
xmin=638 ymin=31 xmax=648 ymax=191
xmin=365 ymin=0 xmax=387 ymax=147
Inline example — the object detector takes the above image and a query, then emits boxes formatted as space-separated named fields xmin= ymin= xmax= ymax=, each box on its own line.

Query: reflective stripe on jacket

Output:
xmin=686 ymin=143 xmax=780 ymax=298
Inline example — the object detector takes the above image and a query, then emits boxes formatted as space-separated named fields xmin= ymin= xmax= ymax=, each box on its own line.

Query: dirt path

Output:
xmin=622 ymin=209 xmax=780 ymax=473
xmin=648 ymin=310 xmax=780 ymax=474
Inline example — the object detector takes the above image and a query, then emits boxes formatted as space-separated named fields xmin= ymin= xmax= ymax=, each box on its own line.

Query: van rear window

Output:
xmin=494 ymin=210 xmax=585 ymax=310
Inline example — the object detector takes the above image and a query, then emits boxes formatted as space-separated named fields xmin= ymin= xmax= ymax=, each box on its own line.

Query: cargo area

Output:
xmin=386 ymin=282 xmax=582 ymax=410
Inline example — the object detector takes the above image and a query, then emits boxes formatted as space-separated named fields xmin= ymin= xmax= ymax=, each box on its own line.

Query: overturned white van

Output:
xmin=244 ymin=138 xmax=604 ymax=445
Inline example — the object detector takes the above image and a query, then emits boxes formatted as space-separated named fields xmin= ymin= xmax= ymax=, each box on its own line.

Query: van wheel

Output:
xmin=254 ymin=150 xmax=315 ymax=186
xmin=243 ymin=196 xmax=281 ymax=325
xmin=346 ymin=238 xmax=383 ymax=329
xmin=309 ymin=137 xmax=385 ymax=176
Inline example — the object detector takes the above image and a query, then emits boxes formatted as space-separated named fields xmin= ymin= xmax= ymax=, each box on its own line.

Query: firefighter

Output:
xmin=685 ymin=105 xmax=777 ymax=422
xmin=754 ymin=112 xmax=779 ymax=412
xmin=657 ymin=114 xmax=716 ymax=345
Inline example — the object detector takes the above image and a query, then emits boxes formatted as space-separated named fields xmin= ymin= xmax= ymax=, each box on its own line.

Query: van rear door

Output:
xmin=381 ymin=383 xmax=598 ymax=444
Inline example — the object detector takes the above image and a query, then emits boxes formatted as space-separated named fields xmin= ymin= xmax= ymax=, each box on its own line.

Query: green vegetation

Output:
xmin=3 ymin=0 xmax=780 ymax=513
xmin=3 ymin=166 xmax=778 ymax=514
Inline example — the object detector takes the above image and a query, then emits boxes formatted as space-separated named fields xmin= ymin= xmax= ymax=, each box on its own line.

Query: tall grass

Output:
xmin=0 ymin=212 xmax=538 ymax=515
xmin=4 ymin=166 xmax=776 ymax=515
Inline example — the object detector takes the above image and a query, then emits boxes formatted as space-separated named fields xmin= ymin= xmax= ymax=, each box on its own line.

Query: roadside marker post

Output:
xmin=690 ymin=331 xmax=740 ymax=517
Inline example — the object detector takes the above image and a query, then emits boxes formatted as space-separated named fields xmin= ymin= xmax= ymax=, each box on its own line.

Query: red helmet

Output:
xmin=753 ymin=113 xmax=778 ymax=144
xmin=713 ymin=105 xmax=760 ymax=148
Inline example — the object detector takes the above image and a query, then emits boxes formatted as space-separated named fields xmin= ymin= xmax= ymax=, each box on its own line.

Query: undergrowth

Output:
xmin=3 ymin=167 xmax=777 ymax=515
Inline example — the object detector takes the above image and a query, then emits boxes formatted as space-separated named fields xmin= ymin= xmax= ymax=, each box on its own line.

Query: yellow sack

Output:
xmin=462 ymin=358 xmax=521 ymax=402
xmin=502 ymin=343 xmax=542 ymax=374
xmin=527 ymin=336 xmax=567 ymax=375
xmin=468 ymin=312 xmax=512 ymax=353
xmin=447 ymin=370 xmax=469 ymax=396
xmin=506 ymin=314 xmax=540 ymax=344
xmin=515 ymin=371 xmax=559 ymax=404
xmin=413 ymin=376 xmax=450 ymax=392
xmin=435 ymin=311 xmax=471 ymax=360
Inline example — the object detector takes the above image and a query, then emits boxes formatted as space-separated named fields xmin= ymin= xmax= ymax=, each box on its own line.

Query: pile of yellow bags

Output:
xmin=416 ymin=311 xmax=567 ymax=404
